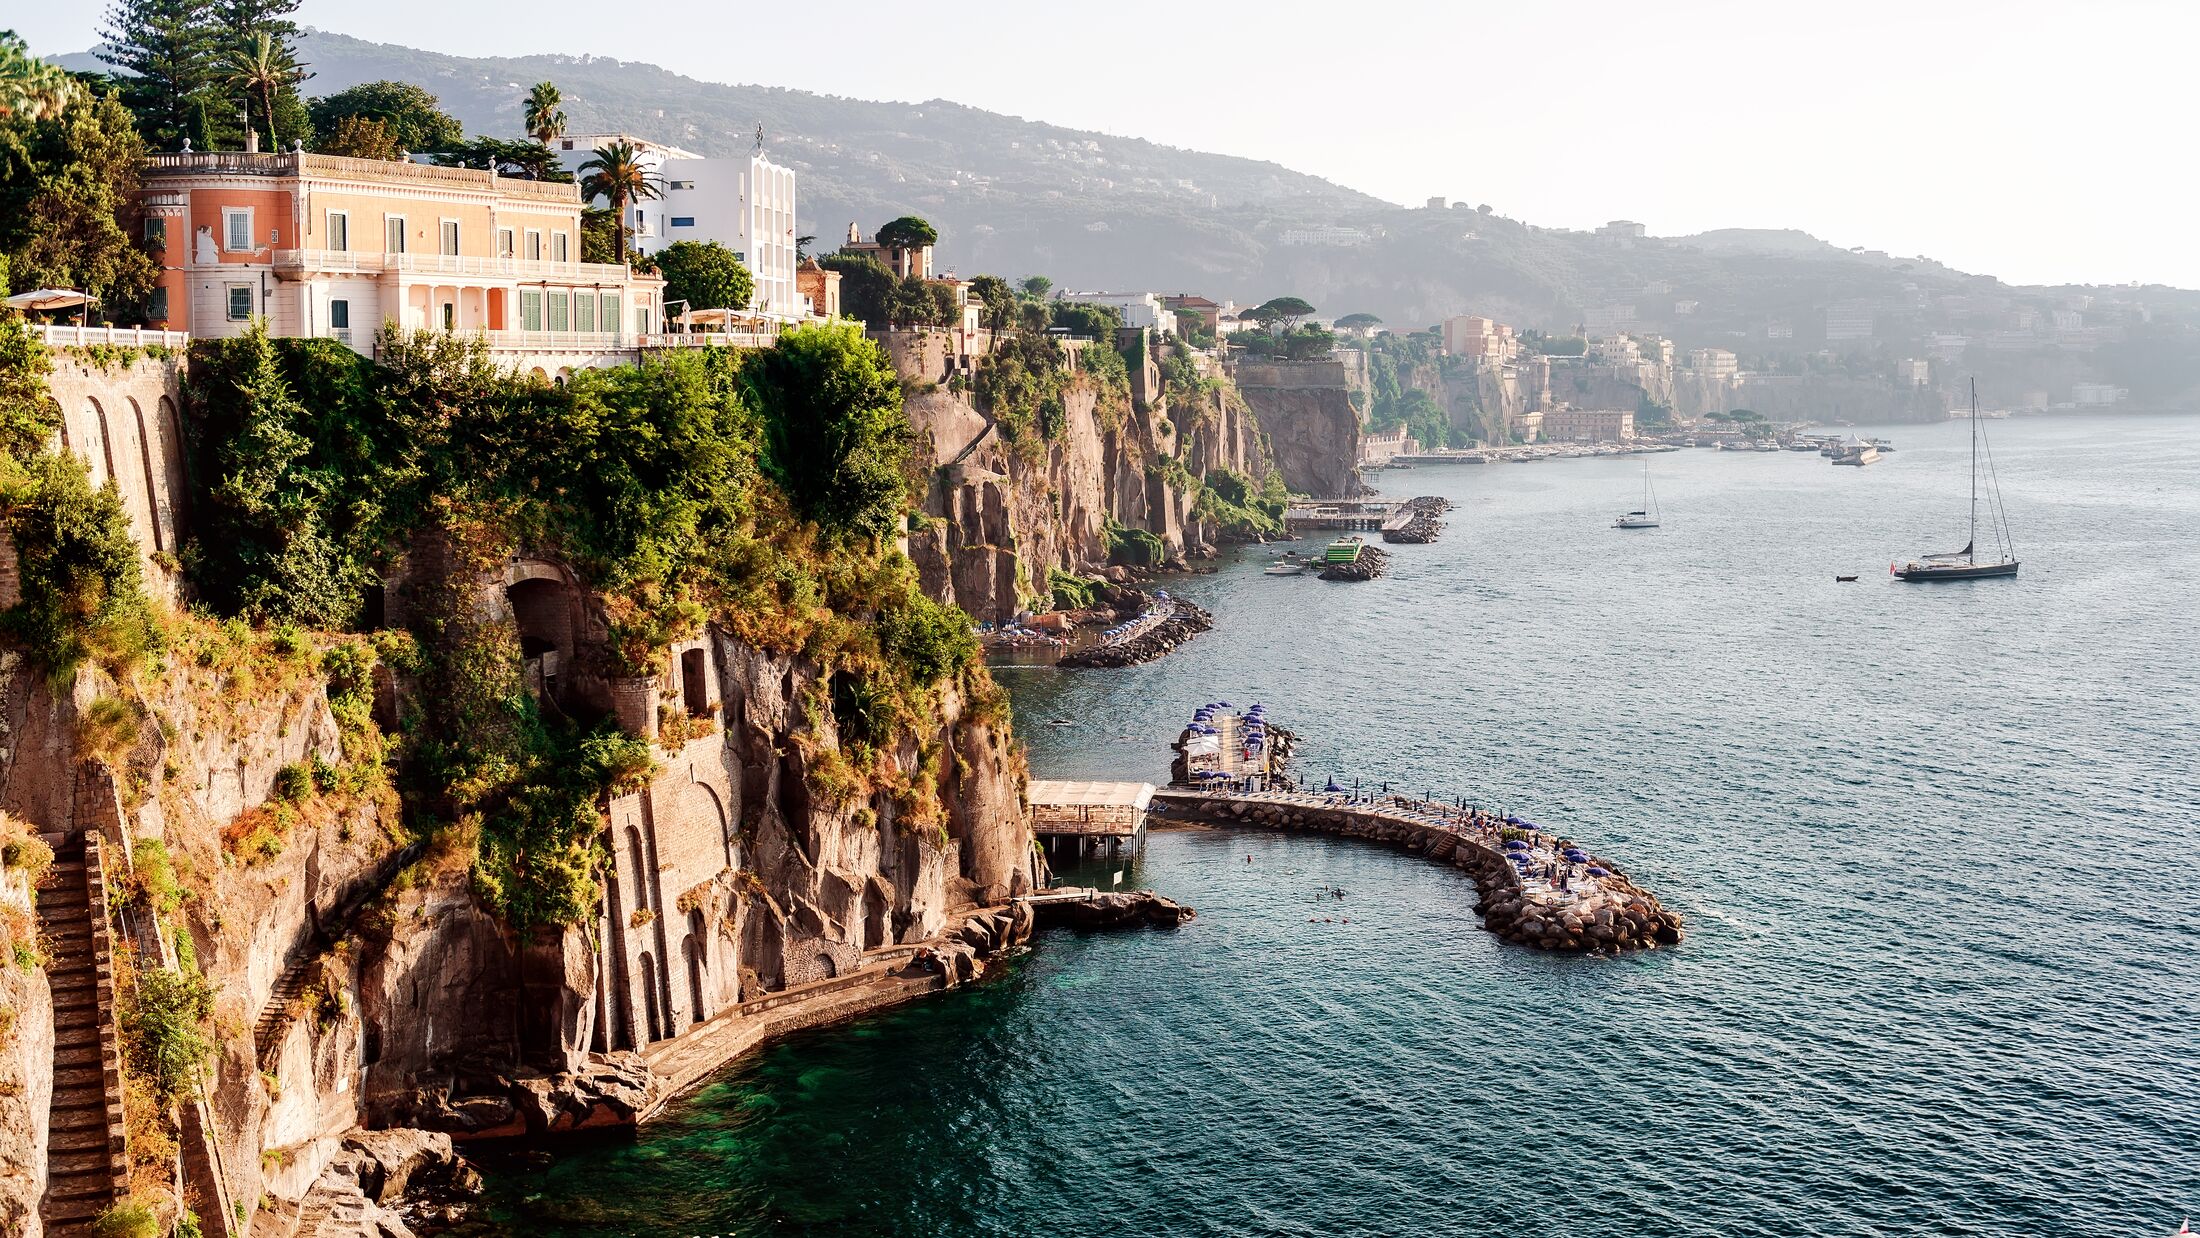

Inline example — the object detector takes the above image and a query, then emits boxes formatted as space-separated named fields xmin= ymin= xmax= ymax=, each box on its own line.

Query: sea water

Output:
xmin=481 ymin=412 xmax=2200 ymax=1237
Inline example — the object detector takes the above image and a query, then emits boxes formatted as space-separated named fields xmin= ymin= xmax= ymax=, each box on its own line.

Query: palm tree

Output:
xmin=524 ymin=81 xmax=566 ymax=147
xmin=0 ymin=30 xmax=81 ymax=122
xmin=229 ymin=32 xmax=304 ymax=150
xmin=578 ymin=141 xmax=662 ymax=264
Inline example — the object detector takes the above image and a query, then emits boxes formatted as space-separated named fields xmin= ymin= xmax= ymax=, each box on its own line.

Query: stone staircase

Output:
xmin=252 ymin=839 xmax=426 ymax=1070
xmin=36 ymin=832 xmax=128 ymax=1236
xmin=252 ymin=947 xmax=318 ymax=1069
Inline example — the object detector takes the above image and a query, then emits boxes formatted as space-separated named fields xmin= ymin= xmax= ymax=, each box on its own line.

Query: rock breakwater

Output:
xmin=1319 ymin=544 xmax=1390 ymax=581
xmin=1151 ymin=790 xmax=1682 ymax=952
xmin=1029 ymin=890 xmax=1197 ymax=931
xmin=1060 ymin=597 xmax=1215 ymax=668
xmin=1381 ymin=496 xmax=1453 ymax=544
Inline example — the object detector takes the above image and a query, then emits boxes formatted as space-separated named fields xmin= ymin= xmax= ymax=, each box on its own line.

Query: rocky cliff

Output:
xmin=897 ymin=329 xmax=1277 ymax=625
xmin=0 ymin=324 xmax=1044 ymax=1237
xmin=1226 ymin=359 xmax=1363 ymax=498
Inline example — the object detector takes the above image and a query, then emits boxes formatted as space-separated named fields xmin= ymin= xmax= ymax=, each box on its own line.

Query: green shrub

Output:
xmin=273 ymin=762 xmax=313 ymax=802
xmin=120 ymin=966 xmax=214 ymax=1105
xmin=91 ymin=1201 xmax=159 ymax=1238
xmin=1048 ymin=569 xmax=1102 ymax=612
xmin=1 ymin=452 xmax=160 ymax=675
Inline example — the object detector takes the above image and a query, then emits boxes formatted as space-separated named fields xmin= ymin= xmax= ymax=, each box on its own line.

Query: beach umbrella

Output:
xmin=1505 ymin=840 xmax=1528 ymax=850
xmin=1586 ymin=867 xmax=1610 ymax=876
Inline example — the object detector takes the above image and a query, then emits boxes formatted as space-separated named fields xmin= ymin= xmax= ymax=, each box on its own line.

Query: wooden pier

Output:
xmin=1027 ymin=779 xmax=1155 ymax=861
xmin=1284 ymin=499 xmax=1404 ymax=533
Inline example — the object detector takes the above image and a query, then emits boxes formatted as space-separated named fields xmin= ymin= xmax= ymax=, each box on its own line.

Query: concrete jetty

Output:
xmin=1151 ymin=788 xmax=1683 ymax=952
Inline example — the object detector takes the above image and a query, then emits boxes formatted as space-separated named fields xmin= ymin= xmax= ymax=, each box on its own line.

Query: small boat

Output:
xmin=1263 ymin=553 xmax=1306 ymax=576
xmin=1613 ymin=460 xmax=1660 ymax=528
xmin=1834 ymin=575 xmax=1858 ymax=582
xmin=1895 ymin=380 xmax=2019 ymax=581
xmin=1867 ymin=437 xmax=1896 ymax=452
xmin=1831 ymin=440 xmax=1880 ymax=466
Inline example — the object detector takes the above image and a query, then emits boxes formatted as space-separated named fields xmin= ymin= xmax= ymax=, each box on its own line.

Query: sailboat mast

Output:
xmin=1968 ymin=379 xmax=1979 ymax=565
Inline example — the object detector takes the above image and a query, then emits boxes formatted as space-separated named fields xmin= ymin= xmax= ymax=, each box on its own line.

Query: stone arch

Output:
xmin=50 ymin=397 xmax=68 ymax=453
xmin=127 ymin=397 xmax=165 ymax=552
xmin=638 ymin=951 xmax=663 ymax=1043
xmin=625 ymin=827 xmax=651 ymax=915
xmin=694 ymin=781 xmax=733 ymax=869
xmin=507 ymin=567 xmax=581 ymax=709
xmin=813 ymin=951 xmax=839 ymax=981
xmin=862 ymin=883 xmax=891 ymax=951
xmin=684 ymin=909 xmax=707 ymax=1024
xmin=85 ymin=397 xmax=115 ymax=486
xmin=601 ymin=876 xmax=632 ymax=1052
xmin=156 ymin=395 xmax=187 ymax=531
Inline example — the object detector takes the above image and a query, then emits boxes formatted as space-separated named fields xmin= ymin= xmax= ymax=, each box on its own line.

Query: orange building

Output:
xmin=138 ymin=150 xmax=666 ymax=374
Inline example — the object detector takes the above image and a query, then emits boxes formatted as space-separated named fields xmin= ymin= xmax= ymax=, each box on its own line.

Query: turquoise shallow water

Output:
xmin=483 ymin=412 xmax=2200 ymax=1237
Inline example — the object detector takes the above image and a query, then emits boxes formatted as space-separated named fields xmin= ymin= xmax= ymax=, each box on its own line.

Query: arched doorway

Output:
xmin=685 ymin=909 xmax=707 ymax=1024
xmin=638 ymin=952 xmax=663 ymax=1043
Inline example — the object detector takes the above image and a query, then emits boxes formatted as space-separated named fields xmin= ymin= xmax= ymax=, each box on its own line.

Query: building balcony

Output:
xmin=31 ymin=324 xmax=192 ymax=350
xmin=269 ymin=249 xmax=642 ymax=285
xmin=143 ymin=150 xmax=579 ymax=203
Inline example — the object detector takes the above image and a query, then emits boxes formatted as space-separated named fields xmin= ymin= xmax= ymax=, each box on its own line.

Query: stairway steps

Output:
xmin=48 ymin=1044 xmax=104 ymax=1071
xmin=42 ymin=1194 xmax=112 ymax=1224
xmin=45 ymin=1149 xmax=120 ymax=1179
xmin=43 ymin=1124 xmax=119 ymax=1154
xmin=50 ymin=1065 xmax=108 ymax=1092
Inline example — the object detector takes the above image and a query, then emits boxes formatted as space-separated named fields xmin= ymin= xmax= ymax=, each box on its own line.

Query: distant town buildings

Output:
xmin=1894 ymin=358 xmax=1931 ymax=387
xmin=1539 ymin=407 xmax=1635 ymax=443
xmin=1687 ymin=348 xmax=1739 ymax=381
xmin=1597 ymin=220 xmax=1647 ymax=240
xmin=1059 ymin=291 xmax=1178 ymax=335
xmin=1276 ymin=225 xmax=1374 ymax=247
xmin=1825 ymin=305 xmax=1875 ymax=341
xmin=2070 ymin=382 xmax=2128 ymax=406
xmin=840 ymin=221 xmax=933 ymax=281
xmin=1442 ymin=314 xmax=1518 ymax=364
xmin=1163 ymin=294 xmax=1223 ymax=336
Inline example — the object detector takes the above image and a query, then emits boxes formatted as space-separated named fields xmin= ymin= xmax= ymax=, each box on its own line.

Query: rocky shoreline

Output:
xmin=1381 ymin=496 xmax=1453 ymax=544
xmin=1030 ymin=890 xmax=1197 ymax=931
xmin=1059 ymin=597 xmax=1216 ymax=668
xmin=1151 ymin=791 xmax=1683 ymax=952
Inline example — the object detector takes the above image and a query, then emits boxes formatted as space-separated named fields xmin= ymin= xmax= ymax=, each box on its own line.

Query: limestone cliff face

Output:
xmin=1226 ymin=359 xmax=1362 ymax=498
xmin=0 ymin=550 xmax=1036 ymax=1229
xmin=899 ymin=330 xmax=1273 ymax=625
xmin=0 ymin=866 xmax=53 ymax=1238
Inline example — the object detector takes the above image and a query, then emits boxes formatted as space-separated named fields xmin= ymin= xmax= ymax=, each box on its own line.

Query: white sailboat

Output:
xmin=1613 ymin=461 xmax=1661 ymax=528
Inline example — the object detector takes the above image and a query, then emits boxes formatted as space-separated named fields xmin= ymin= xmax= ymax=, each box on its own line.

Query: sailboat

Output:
xmin=1894 ymin=379 xmax=2019 ymax=581
xmin=1613 ymin=461 xmax=1660 ymax=528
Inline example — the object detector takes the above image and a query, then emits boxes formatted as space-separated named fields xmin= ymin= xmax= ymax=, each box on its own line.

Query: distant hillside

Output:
xmin=52 ymin=31 xmax=2200 ymax=400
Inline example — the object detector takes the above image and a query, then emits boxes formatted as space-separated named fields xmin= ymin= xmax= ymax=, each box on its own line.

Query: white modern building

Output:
xmin=635 ymin=153 xmax=803 ymax=322
xmin=1056 ymin=291 xmax=1177 ymax=336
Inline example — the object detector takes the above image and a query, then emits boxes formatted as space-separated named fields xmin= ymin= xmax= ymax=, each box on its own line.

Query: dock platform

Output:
xmin=1027 ymin=779 xmax=1154 ymax=861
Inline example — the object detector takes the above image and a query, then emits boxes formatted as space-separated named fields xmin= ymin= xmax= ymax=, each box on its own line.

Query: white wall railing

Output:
xmin=32 ymin=324 xmax=192 ymax=349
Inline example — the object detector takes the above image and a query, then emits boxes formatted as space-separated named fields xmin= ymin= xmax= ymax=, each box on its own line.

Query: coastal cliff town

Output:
xmin=0 ymin=6 xmax=2189 ymax=1237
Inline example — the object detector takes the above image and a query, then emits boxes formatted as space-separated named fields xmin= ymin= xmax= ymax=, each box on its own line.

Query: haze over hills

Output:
xmin=56 ymin=30 xmax=2200 ymax=406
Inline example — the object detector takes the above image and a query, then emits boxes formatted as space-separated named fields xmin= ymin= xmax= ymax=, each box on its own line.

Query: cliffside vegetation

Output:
xmin=181 ymin=321 xmax=985 ymax=928
xmin=1359 ymin=330 xmax=1465 ymax=450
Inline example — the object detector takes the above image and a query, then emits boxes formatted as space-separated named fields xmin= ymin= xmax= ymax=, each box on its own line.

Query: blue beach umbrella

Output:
xmin=1586 ymin=867 xmax=1610 ymax=876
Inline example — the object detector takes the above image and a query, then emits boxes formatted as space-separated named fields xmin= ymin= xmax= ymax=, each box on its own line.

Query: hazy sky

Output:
xmin=24 ymin=0 xmax=2199 ymax=287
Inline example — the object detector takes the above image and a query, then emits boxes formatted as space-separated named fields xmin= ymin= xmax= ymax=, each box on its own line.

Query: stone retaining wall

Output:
xmin=1154 ymin=793 xmax=1683 ymax=952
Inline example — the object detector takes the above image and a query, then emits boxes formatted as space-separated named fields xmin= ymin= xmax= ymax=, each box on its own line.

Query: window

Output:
xmin=148 ymin=287 xmax=168 ymax=320
xmin=634 ymin=306 xmax=650 ymax=336
xmin=326 ymin=211 xmax=350 ymax=251
xmin=498 ymin=228 xmax=515 ymax=258
xmin=143 ymin=218 xmax=166 ymax=249
xmin=440 ymin=219 xmax=460 ymax=256
xmin=552 ymin=232 xmax=569 ymax=262
xmin=329 ymin=299 xmax=350 ymax=330
xmin=560 ymin=139 xmax=574 ymax=151
xmin=227 ymin=285 xmax=253 ymax=321
xmin=441 ymin=303 xmax=455 ymax=330
xmin=385 ymin=215 xmax=406 ymax=254
xmin=601 ymin=293 xmax=620 ymax=334
xmin=224 ymin=209 xmax=253 ymax=252
xmin=575 ymin=293 xmax=596 ymax=333
xmin=669 ymin=180 xmax=695 ymax=191
xmin=521 ymin=290 xmax=543 ymax=332
xmin=524 ymin=230 xmax=542 ymax=261
xmin=548 ymin=292 xmax=568 ymax=332
xmin=670 ymin=217 xmax=696 ymax=228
